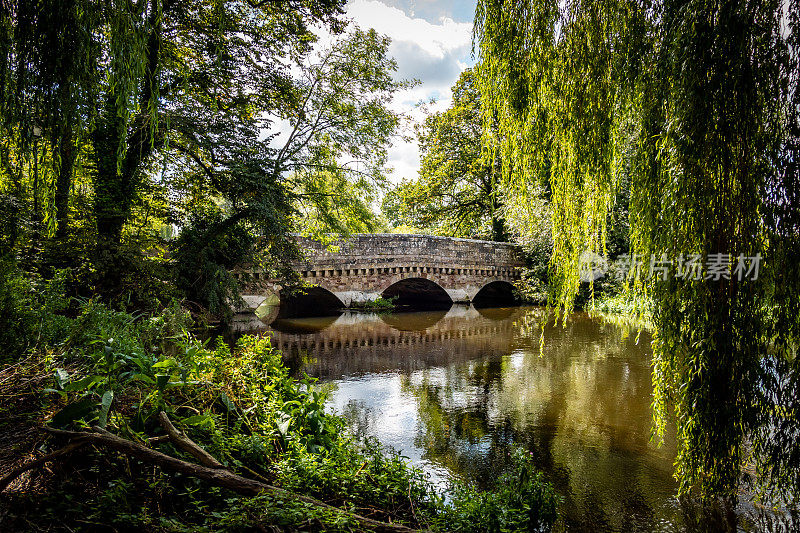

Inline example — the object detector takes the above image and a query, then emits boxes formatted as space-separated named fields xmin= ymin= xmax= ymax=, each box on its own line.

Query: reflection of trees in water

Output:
xmin=251 ymin=307 xmax=789 ymax=530
xmin=339 ymin=399 xmax=374 ymax=440
xmin=397 ymin=313 xmax=682 ymax=532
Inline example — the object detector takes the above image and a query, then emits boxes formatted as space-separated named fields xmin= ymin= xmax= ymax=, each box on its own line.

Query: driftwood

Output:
xmin=0 ymin=417 xmax=419 ymax=533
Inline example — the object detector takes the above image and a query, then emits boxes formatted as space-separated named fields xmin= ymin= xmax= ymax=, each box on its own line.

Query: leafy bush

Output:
xmin=514 ymin=268 xmax=549 ymax=305
xmin=173 ymin=211 xmax=254 ymax=321
xmin=0 ymin=260 xmax=37 ymax=360
xmin=588 ymin=291 xmax=653 ymax=329
xmin=348 ymin=296 xmax=397 ymax=311
xmin=274 ymin=436 xmax=441 ymax=519
xmin=0 ymin=261 xmax=73 ymax=361
xmin=438 ymin=449 xmax=561 ymax=532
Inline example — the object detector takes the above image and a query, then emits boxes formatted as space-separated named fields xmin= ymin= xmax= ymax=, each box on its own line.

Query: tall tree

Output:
xmin=173 ymin=27 xmax=407 ymax=315
xmin=475 ymin=0 xmax=800 ymax=501
xmin=1 ymin=2 xmax=407 ymax=314
xmin=0 ymin=0 xmax=99 ymax=251
xmin=383 ymin=69 xmax=507 ymax=241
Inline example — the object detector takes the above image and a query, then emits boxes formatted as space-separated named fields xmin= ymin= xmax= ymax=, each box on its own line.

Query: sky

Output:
xmin=341 ymin=0 xmax=478 ymax=184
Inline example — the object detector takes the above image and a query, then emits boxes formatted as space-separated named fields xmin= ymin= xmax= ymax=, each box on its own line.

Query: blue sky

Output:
xmin=343 ymin=0 xmax=478 ymax=183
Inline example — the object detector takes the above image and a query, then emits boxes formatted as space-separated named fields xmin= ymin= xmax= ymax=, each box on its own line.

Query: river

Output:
xmin=230 ymin=305 xmax=794 ymax=532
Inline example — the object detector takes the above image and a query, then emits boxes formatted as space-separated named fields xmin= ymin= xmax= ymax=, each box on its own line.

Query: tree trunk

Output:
xmin=54 ymin=120 xmax=75 ymax=240
xmin=92 ymin=96 xmax=128 ymax=247
xmin=91 ymin=0 xmax=161 ymax=295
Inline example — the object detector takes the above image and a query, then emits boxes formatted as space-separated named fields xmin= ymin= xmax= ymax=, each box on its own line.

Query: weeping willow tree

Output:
xmin=475 ymin=0 xmax=800 ymax=501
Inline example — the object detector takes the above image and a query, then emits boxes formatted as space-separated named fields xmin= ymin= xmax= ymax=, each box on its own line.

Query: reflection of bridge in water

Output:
xmin=235 ymin=306 xmax=525 ymax=379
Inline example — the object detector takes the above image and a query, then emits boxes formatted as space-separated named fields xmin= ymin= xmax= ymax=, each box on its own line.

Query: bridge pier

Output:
xmin=444 ymin=288 xmax=471 ymax=304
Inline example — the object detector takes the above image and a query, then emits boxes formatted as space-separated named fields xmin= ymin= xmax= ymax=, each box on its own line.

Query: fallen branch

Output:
xmin=158 ymin=411 xmax=225 ymax=469
xmin=0 ymin=439 xmax=89 ymax=492
xmin=2 ymin=427 xmax=418 ymax=533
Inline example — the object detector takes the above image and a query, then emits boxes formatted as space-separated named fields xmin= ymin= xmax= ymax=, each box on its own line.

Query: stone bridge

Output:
xmin=237 ymin=234 xmax=524 ymax=317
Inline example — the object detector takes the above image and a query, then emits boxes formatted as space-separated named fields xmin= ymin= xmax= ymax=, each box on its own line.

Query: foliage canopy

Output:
xmin=0 ymin=0 xmax=404 ymax=316
xmin=383 ymin=68 xmax=508 ymax=241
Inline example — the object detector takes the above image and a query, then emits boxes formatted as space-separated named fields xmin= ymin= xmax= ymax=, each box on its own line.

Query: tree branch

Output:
xmin=0 ymin=439 xmax=89 ymax=492
xmin=158 ymin=411 xmax=225 ymax=469
xmin=174 ymin=144 xmax=216 ymax=182
xmin=2 ymin=427 xmax=418 ymax=533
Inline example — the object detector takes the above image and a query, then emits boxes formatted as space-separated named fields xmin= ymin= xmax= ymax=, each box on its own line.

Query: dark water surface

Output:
xmin=231 ymin=306 xmax=794 ymax=532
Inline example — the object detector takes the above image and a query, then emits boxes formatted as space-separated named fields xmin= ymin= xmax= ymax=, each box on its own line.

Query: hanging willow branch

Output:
xmin=474 ymin=0 xmax=800 ymax=501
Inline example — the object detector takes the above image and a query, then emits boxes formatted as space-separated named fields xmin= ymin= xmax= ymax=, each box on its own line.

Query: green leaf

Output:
xmin=64 ymin=375 xmax=105 ymax=392
xmin=220 ymin=392 xmax=237 ymax=412
xmin=131 ymin=373 xmax=156 ymax=384
xmin=156 ymin=374 xmax=170 ymax=392
xmin=276 ymin=414 xmax=291 ymax=436
xmin=55 ymin=368 xmax=69 ymax=389
xmin=98 ymin=390 xmax=114 ymax=428
xmin=182 ymin=414 xmax=214 ymax=429
xmin=50 ymin=397 xmax=97 ymax=428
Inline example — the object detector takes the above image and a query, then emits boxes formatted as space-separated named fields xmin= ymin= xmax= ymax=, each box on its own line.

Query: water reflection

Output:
xmin=233 ymin=306 xmax=793 ymax=532
xmin=267 ymin=307 xmax=515 ymax=378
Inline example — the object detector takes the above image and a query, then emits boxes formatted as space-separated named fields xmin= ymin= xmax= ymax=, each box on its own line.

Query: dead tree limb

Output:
xmin=0 ymin=439 xmax=89 ymax=492
xmin=2 ymin=426 xmax=419 ymax=533
xmin=157 ymin=411 xmax=225 ymax=469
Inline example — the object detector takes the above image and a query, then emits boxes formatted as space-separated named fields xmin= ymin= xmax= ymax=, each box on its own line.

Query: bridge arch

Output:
xmin=471 ymin=280 xmax=517 ymax=308
xmin=278 ymin=286 xmax=344 ymax=318
xmin=381 ymin=277 xmax=452 ymax=309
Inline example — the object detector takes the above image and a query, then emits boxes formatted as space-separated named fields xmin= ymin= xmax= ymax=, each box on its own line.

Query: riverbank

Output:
xmin=0 ymin=297 xmax=559 ymax=532
xmin=586 ymin=292 xmax=654 ymax=330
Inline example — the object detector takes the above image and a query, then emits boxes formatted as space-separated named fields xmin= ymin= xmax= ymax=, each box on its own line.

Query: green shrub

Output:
xmin=514 ymin=268 xmax=549 ymax=305
xmin=348 ymin=296 xmax=397 ymax=311
xmin=274 ymin=436 xmax=441 ymax=519
xmin=589 ymin=292 xmax=653 ymax=329
xmin=439 ymin=449 xmax=561 ymax=532
xmin=0 ymin=261 xmax=73 ymax=361
xmin=0 ymin=259 xmax=37 ymax=360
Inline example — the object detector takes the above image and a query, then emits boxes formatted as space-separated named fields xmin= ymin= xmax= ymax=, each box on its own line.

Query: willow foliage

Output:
xmin=475 ymin=0 xmax=800 ymax=501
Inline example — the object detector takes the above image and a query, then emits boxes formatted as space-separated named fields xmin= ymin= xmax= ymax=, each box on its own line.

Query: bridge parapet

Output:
xmin=294 ymin=233 xmax=522 ymax=269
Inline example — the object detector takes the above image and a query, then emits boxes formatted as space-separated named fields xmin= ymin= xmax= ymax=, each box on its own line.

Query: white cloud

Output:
xmin=347 ymin=0 xmax=472 ymax=60
xmin=344 ymin=0 xmax=474 ymax=185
